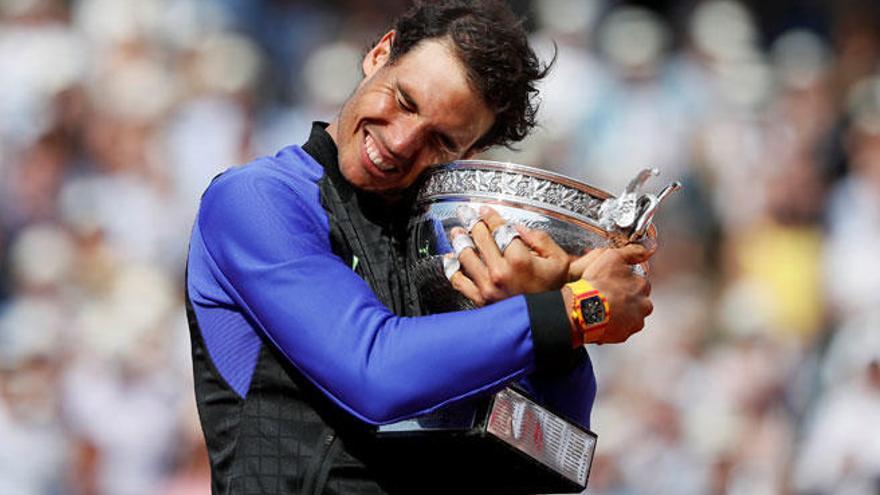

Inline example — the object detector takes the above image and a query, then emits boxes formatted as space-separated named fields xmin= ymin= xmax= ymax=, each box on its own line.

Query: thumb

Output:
xmin=616 ymin=243 xmax=652 ymax=265
xmin=515 ymin=225 xmax=566 ymax=259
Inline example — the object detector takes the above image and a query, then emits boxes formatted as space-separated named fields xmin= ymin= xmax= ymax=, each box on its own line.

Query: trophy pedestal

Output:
xmin=377 ymin=386 xmax=597 ymax=494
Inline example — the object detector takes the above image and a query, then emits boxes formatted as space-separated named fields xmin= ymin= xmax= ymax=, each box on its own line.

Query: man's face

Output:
xmin=327 ymin=32 xmax=495 ymax=195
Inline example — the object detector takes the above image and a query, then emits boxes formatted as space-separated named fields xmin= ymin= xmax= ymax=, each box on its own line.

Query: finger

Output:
xmin=449 ymin=271 xmax=485 ymax=307
xmin=638 ymin=237 xmax=658 ymax=256
xmin=469 ymin=216 xmax=503 ymax=266
xmin=456 ymin=205 xmax=481 ymax=232
xmin=479 ymin=206 xmax=506 ymax=231
xmin=450 ymin=227 xmax=476 ymax=258
xmin=568 ymin=259 xmax=586 ymax=282
xmin=457 ymin=241 xmax=492 ymax=289
xmin=442 ymin=253 xmax=460 ymax=281
xmin=514 ymin=225 xmax=566 ymax=260
xmin=496 ymin=235 xmax=532 ymax=274
xmin=569 ymin=248 xmax=606 ymax=280
xmin=480 ymin=206 xmax=529 ymax=257
xmin=616 ymin=243 xmax=653 ymax=265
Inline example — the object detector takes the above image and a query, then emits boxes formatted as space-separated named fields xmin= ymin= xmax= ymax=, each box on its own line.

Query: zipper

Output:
xmin=311 ymin=431 xmax=343 ymax=495
xmin=301 ymin=429 xmax=337 ymax=495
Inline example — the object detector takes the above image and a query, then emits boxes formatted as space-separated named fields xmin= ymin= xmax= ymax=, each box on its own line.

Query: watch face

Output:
xmin=580 ymin=296 xmax=606 ymax=325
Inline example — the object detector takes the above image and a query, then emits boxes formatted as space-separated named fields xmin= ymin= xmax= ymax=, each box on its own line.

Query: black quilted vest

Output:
xmin=186 ymin=123 xmax=428 ymax=494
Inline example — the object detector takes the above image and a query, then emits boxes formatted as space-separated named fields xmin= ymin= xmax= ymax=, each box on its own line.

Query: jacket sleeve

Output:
xmin=193 ymin=168 xmax=576 ymax=425
xmin=516 ymin=348 xmax=597 ymax=429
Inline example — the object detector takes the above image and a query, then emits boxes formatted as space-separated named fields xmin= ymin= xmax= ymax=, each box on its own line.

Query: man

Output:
xmin=185 ymin=1 xmax=653 ymax=493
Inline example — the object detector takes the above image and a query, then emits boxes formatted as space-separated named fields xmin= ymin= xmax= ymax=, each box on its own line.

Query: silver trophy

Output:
xmin=409 ymin=161 xmax=682 ymax=309
xmin=380 ymin=160 xmax=681 ymax=493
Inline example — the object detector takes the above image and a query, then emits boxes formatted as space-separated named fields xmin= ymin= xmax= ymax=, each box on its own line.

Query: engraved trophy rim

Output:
xmin=427 ymin=160 xmax=614 ymax=199
xmin=416 ymin=159 xmax=652 ymax=241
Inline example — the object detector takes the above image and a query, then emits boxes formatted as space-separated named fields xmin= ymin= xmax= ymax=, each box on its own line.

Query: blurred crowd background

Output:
xmin=1 ymin=0 xmax=879 ymax=494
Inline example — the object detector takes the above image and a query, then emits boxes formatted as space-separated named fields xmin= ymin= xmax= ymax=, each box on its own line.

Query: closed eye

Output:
xmin=436 ymin=134 xmax=458 ymax=154
xmin=395 ymin=82 xmax=460 ymax=154
xmin=396 ymin=86 xmax=417 ymax=113
xmin=396 ymin=95 xmax=414 ymax=113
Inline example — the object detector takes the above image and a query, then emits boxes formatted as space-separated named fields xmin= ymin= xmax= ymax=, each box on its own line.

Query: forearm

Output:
xmin=517 ymin=348 xmax=596 ymax=429
xmin=194 ymin=162 xmax=580 ymax=424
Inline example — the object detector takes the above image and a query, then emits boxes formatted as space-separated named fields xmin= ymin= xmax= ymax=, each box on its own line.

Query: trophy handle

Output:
xmin=630 ymin=181 xmax=682 ymax=241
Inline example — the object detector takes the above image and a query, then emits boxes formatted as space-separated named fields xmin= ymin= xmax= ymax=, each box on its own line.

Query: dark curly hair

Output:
xmin=384 ymin=0 xmax=554 ymax=150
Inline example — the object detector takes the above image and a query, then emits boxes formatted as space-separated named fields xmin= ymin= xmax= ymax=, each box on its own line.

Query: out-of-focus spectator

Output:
xmin=2 ymin=0 xmax=880 ymax=493
xmin=794 ymin=360 xmax=880 ymax=495
xmin=564 ymin=5 xmax=695 ymax=194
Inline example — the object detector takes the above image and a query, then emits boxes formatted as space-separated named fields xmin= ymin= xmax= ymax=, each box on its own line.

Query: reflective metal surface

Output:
xmin=407 ymin=160 xmax=681 ymax=312
xmin=486 ymin=387 xmax=597 ymax=486
xmin=392 ymin=160 xmax=680 ymax=492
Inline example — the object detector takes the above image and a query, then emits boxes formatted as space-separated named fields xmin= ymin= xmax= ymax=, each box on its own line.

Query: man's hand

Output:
xmin=566 ymin=244 xmax=655 ymax=345
xmin=568 ymin=237 xmax=656 ymax=281
xmin=448 ymin=207 xmax=570 ymax=306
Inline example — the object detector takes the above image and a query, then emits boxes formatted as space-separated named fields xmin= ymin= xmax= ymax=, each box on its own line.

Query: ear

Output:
xmin=363 ymin=30 xmax=395 ymax=78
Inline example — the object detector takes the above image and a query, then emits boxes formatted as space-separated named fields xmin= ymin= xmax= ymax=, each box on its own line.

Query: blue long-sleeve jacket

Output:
xmin=185 ymin=123 xmax=596 ymax=493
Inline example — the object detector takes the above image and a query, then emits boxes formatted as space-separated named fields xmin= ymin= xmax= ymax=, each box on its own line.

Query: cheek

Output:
xmin=355 ymin=89 xmax=398 ymax=124
xmin=408 ymin=150 xmax=452 ymax=181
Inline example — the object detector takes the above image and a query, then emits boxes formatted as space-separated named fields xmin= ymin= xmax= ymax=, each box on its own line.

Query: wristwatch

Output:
xmin=565 ymin=280 xmax=611 ymax=345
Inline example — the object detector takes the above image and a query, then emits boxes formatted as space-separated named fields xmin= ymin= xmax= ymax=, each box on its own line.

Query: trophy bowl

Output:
xmin=377 ymin=160 xmax=680 ymax=494
xmin=407 ymin=160 xmax=679 ymax=313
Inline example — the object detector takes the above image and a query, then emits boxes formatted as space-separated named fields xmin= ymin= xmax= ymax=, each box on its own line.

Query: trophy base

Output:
xmin=376 ymin=386 xmax=597 ymax=494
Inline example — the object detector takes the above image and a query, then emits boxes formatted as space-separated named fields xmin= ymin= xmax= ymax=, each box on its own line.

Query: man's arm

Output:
xmin=455 ymin=207 xmax=655 ymax=346
xmin=516 ymin=348 xmax=597 ymax=428
xmin=447 ymin=208 xmax=654 ymax=428
xmin=189 ymin=166 xmax=575 ymax=425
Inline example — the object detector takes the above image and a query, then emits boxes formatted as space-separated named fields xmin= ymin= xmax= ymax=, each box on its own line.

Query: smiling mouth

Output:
xmin=364 ymin=132 xmax=400 ymax=174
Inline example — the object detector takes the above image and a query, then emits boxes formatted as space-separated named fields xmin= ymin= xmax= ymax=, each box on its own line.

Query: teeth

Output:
xmin=365 ymin=134 xmax=395 ymax=172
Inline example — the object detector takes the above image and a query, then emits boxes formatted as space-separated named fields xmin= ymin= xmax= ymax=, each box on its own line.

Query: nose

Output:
xmin=385 ymin=119 xmax=425 ymax=162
